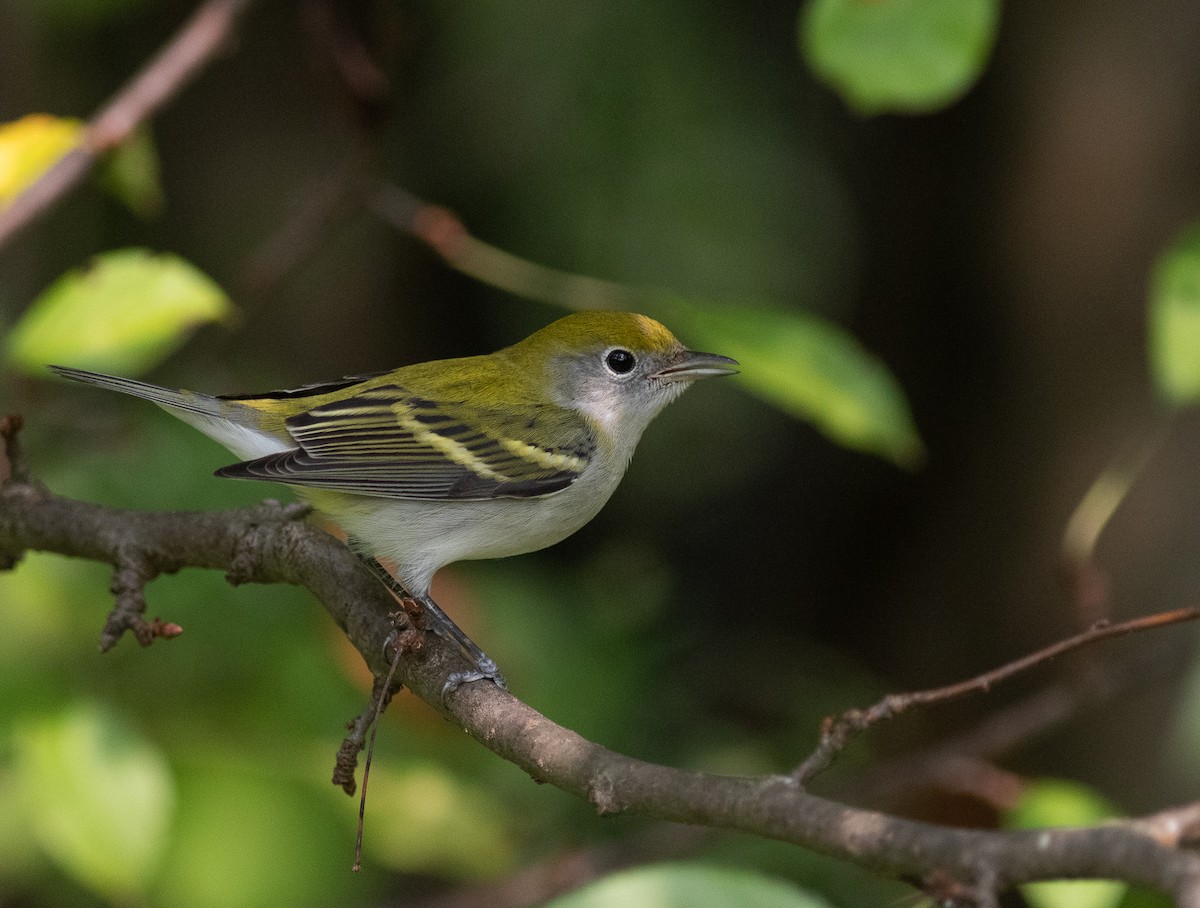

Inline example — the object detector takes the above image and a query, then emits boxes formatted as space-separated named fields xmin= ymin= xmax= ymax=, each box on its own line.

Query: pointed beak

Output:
xmin=651 ymin=350 xmax=740 ymax=383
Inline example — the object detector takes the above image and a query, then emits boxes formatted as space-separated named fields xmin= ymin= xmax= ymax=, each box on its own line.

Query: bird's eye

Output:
xmin=604 ymin=348 xmax=636 ymax=375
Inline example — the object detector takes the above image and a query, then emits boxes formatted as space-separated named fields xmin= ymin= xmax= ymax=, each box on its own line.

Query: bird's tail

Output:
xmin=49 ymin=365 xmax=287 ymax=461
xmin=49 ymin=365 xmax=225 ymax=417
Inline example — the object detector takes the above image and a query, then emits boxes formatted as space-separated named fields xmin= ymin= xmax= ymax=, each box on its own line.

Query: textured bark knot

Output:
xmin=587 ymin=775 xmax=621 ymax=815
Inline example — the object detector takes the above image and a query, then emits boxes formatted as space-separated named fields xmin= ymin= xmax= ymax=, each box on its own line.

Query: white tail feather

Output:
xmin=49 ymin=366 xmax=290 ymax=461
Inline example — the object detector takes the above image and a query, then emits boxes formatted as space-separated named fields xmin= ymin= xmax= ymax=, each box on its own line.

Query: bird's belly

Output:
xmin=303 ymin=463 xmax=621 ymax=594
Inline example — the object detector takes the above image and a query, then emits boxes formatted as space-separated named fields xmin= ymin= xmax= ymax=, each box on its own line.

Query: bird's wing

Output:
xmin=213 ymin=384 xmax=596 ymax=500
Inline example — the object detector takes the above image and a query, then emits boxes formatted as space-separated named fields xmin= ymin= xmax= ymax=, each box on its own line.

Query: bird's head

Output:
xmin=507 ymin=311 xmax=738 ymax=443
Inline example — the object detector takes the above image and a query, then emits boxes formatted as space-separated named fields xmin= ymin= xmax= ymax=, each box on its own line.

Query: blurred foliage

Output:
xmin=97 ymin=126 xmax=164 ymax=218
xmin=1148 ymin=222 xmax=1200 ymax=407
xmin=1002 ymin=780 xmax=1125 ymax=908
xmin=5 ymin=247 xmax=234 ymax=374
xmin=800 ymin=0 xmax=1000 ymax=114
xmin=2 ymin=1 xmax=1200 ymax=907
xmin=543 ymin=862 xmax=832 ymax=908
xmin=658 ymin=299 xmax=924 ymax=467
xmin=0 ymin=113 xmax=81 ymax=206
xmin=0 ymin=113 xmax=163 ymax=215
xmin=11 ymin=701 xmax=174 ymax=903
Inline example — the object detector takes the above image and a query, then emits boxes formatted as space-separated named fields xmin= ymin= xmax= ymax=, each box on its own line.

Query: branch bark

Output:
xmin=3 ymin=417 xmax=1200 ymax=904
xmin=794 ymin=608 xmax=1200 ymax=784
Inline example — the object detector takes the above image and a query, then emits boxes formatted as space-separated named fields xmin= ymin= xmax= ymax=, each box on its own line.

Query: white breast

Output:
xmin=319 ymin=451 xmax=628 ymax=596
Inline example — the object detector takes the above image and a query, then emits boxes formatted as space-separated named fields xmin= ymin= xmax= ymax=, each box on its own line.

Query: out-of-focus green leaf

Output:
xmin=0 ymin=769 xmax=41 ymax=884
xmin=1005 ymin=780 xmax=1117 ymax=830
xmin=0 ymin=552 xmax=102 ymax=670
xmin=546 ymin=863 xmax=832 ymax=908
xmin=1148 ymin=224 xmax=1200 ymax=406
xmin=158 ymin=765 xmax=357 ymax=908
xmin=1114 ymin=888 xmax=1175 ymax=908
xmin=1003 ymin=779 xmax=1125 ymax=908
xmin=11 ymin=700 xmax=174 ymax=903
xmin=800 ymin=0 xmax=1000 ymax=114
xmin=361 ymin=761 xmax=516 ymax=878
xmin=99 ymin=126 xmax=164 ymax=218
xmin=660 ymin=301 xmax=923 ymax=467
xmin=1019 ymin=870 xmax=1126 ymax=908
xmin=0 ymin=113 xmax=83 ymax=206
xmin=6 ymin=247 xmax=236 ymax=376
xmin=464 ymin=560 xmax=660 ymax=751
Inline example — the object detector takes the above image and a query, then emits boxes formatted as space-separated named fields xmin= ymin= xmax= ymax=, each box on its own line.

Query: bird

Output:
xmin=50 ymin=310 xmax=739 ymax=690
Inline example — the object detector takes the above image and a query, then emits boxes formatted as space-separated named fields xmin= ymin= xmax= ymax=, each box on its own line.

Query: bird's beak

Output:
xmin=651 ymin=350 xmax=740 ymax=383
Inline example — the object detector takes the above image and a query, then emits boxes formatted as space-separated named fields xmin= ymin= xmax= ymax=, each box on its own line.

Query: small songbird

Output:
xmin=51 ymin=310 xmax=738 ymax=689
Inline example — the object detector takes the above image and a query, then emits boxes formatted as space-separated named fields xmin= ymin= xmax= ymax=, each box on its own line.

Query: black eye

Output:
xmin=604 ymin=348 xmax=636 ymax=374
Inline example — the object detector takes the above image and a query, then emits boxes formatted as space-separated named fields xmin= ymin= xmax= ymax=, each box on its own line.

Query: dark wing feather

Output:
xmin=216 ymin=370 xmax=392 ymax=401
xmin=214 ymin=385 xmax=596 ymax=501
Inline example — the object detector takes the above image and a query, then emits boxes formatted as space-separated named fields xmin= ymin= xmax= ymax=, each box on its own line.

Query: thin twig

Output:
xmin=302 ymin=0 xmax=391 ymax=130
xmin=793 ymin=608 xmax=1200 ymax=784
xmin=352 ymin=644 xmax=403 ymax=872
xmin=239 ymin=0 xmax=393 ymax=295
xmin=371 ymin=183 xmax=638 ymax=311
xmin=104 ymin=548 xmax=166 ymax=650
xmin=237 ymin=163 xmax=369 ymax=295
xmin=853 ymin=623 xmax=1198 ymax=815
xmin=0 ymin=0 xmax=262 ymax=250
xmin=333 ymin=707 xmax=374 ymax=797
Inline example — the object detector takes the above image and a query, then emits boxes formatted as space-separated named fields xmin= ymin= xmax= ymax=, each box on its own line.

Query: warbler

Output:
xmin=51 ymin=311 xmax=738 ymax=688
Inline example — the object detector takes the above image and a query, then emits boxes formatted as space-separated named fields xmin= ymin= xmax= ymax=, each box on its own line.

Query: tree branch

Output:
xmin=794 ymin=608 xmax=1200 ymax=784
xmin=0 ymin=0 xmax=262 ymax=250
xmin=371 ymin=183 xmax=639 ymax=311
xmin=4 ymin=417 xmax=1200 ymax=904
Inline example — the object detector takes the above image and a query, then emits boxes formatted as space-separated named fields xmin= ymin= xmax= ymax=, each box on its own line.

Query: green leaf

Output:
xmin=1115 ymin=889 xmax=1175 ymax=908
xmin=99 ymin=126 xmax=164 ymax=218
xmin=545 ymin=863 xmax=832 ymax=908
xmin=800 ymin=0 xmax=1000 ymax=114
xmin=1004 ymin=778 xmax=1118 ymax=829
xmin=6 ymin=247 xmax=236 ymax=376
xmin=1003 ymin=780 xmax=1126 ymax=908
xmin=157 ymin=765 xmax=356 ymax=908
xmin=1148 ymin=223 xmax=1200 ymax=406
xmin=360 ymin=762 xmax=516 ymax=878
xmin=0 ymin=113 xmax=83 ymax=206
xmin=660 ymin=301 xmax=923 ymax=467
xmin=0 ymin=552 xmax=103 ymax=668
xmin=11 ymin=700 xmax=174 ymax=902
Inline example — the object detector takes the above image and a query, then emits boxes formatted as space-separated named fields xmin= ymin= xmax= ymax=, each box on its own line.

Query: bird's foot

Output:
xmin=441 ymin=659 xmax=507 ymax=699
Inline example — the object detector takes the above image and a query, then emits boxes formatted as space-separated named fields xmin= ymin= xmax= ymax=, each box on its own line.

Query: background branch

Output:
xmin=370 ymin=183 xmax=640 ymax=312
xmin=794 ymin=607 xmax=1200 ymax=784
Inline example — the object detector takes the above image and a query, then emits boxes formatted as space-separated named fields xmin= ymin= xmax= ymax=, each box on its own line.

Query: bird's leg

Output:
xmin=354 ymin=550 xmax=507 ymax=694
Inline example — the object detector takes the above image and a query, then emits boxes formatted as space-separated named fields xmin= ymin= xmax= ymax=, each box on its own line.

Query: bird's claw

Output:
xmin=441 ymin=665 xmax=507 ymax=699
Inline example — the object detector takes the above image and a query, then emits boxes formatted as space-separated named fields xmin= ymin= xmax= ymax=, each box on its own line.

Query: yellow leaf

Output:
xmin=0 ymin=114 xmax=84 ymax=207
